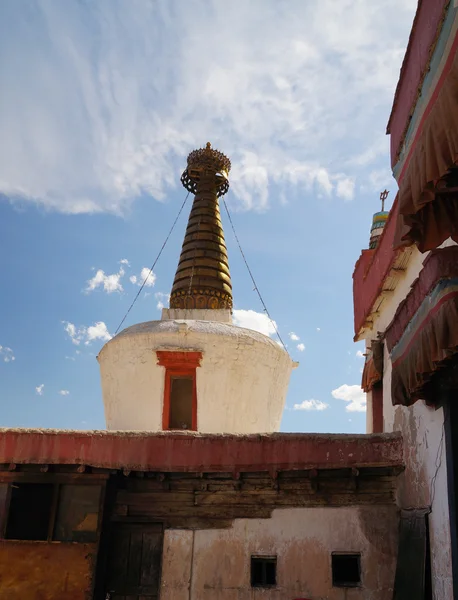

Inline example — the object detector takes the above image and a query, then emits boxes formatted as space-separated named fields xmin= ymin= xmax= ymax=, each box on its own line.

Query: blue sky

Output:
xmin=0 ymin=0 xmax=416 ymax=433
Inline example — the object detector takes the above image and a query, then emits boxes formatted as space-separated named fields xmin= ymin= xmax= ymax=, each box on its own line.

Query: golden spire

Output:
xmin=169 ymin=143 xmax=233 ymax=310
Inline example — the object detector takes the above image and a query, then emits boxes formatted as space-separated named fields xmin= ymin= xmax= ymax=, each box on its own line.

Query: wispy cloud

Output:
xmin=0 ymin=0 xmax=415 ymax=213
xmin=59 ymin=389 xmax=70 ymax=396
xmin=332 ymin=384 xmax=366 ymax=412
xmin=155 ymin=292 xmax=170 ymax=310
xmin=62 ymin=320 xmax=112 ymax=346
xmin=297 ymin=343 xmax=305 ymax=352
xmin=35 ymin=384 xmax=44 ymax=396
xmin=289 ymin=332 xmax=300 ymax=341
xmin=0 ymin=345 xmax=15 ymax=363
xmin=294 ymin=399 xmax=329 ymax=411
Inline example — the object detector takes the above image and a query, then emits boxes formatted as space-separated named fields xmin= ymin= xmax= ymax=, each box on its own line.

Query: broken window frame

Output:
xmin=251 ymin=555 xmax=277 ymax=588
xmin=0 ymin=476 xmax=104 ymax=543
xmin=331 ymin=552 xmax=362 ymax=588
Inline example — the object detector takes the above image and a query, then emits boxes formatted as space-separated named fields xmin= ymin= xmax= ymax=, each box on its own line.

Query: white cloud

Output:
xmin=86 ymin=266 xmax=124 ymax=294
xmin=356 ymin=349 xmax=365 ymax=358
xmin=336 ymin=177 xmax=355 ymax=201
xmin=129 ymin=268 xmax=157 ymax=288
xmin=233 ymin=309 xmax=276 ymax=337
xmin=119 ymin=258 xmax=130 ymax=266
xmin=0 ymin=345 xmax=15 ymax=363
xmin=139 ymin=268 xmax=157 ymax=288
xmin=316 ymin=327 xmax=321 ymax=332
xmin=289 ymin=332 xmax=300 ymax=341
xmin=0 ymin=1 xmax=416 ymax=213
xmin=35 ymin=384 xmax=44 ymax=396
xmin=85 ymin=322 xmax=112 ymax=344
xmin=294 ymin=399 xmax=329 ymax=411
xmin=62 ymin=320 xmax=112 ymax=346
xmin=59 ymin=389 xmax=70 ymax=396
xmin=332 ymin=384 xmax=367 ymax=412
xmin=63 ymin=321 xmax=80 ymax=345
xmin=297 ymin=343 xmax=305 ymax=352
xmin=155 ymin=292 xmax=170 ymax=310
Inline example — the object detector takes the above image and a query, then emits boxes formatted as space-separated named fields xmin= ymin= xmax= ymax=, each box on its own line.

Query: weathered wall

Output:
xmin=383 ymin=353 xmax=452 ymax=599
xmin=0 ymin=541 xmax=96 ymax=599
xmin=160 ymin=507 xmax=398 ymax=600
xmin=364 ymin=240 xmax=458 ymax=598
xmin=98 ymin=319 xmax=293 ymax=433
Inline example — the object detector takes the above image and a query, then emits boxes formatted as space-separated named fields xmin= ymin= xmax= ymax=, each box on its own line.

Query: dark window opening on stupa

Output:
xmin=169 ymin=376 xmax=193 ymax=429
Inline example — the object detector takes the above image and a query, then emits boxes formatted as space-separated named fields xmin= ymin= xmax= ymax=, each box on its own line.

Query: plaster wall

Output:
xmin=365 ymin=240 xmax=457 ymax=599
xmin=160 ymin=506 xmax=398 ymax=600
xmin=98 ymin=320 xmax=293 ymax=433
xmin=0 ymin=541 xmax=96 ymax=600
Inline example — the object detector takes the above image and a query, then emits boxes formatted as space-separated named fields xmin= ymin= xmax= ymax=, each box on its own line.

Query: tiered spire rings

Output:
xmin=170 ymin=143 xmax=233 ymax=310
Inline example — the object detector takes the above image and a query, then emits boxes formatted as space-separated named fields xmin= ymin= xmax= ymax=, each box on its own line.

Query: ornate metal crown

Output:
xmin=181 ymin=142 xmax=231 ymax=197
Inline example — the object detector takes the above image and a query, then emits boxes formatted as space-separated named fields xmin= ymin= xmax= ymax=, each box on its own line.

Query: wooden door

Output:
xmin=104 ymin=523 xmax=163 ymax=600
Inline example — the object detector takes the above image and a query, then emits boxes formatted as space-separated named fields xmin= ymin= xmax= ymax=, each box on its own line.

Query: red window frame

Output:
xmin=156 ymin=351 xmax=202 ymax=431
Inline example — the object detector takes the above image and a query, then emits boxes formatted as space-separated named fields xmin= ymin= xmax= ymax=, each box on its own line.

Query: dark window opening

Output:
xmin=251 ymin=556 xmax=277 ymax=587
xmin=5 ymin=483 xmax=54 ymax=540
xmin=169 ymin=376 xmax=193 ymax=430
xmin=1 ymin=482 xmax=102 ymax=543
xmin=332 ymin=553 xmax=361 ymax=587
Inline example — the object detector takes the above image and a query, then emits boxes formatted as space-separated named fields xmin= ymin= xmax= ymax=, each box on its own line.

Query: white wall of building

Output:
xmin=160 ymin=506 xmax=398 ymax=600
xmin=364 ymin=241 xmax=456 ymax=598
xmin=98 ymin=319 xmax=294 ymax=433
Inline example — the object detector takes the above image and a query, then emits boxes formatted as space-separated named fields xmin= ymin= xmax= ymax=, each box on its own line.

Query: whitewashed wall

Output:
xmin=364 ymin=241 xmax=456 ymax=598
xmin=160 ymin=506 xmax=398 ymax=600
xmin=98 ymin=319 xmax=294 ymax=433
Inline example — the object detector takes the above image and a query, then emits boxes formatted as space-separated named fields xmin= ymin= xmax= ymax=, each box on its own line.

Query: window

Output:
xmin=332 ymin=553 xmax=361 ymax=587
xmin=251 ymin=556 xmax=277 ymax=587
xmin=169 ymin=376 xmax=193 ymax=429
xmin=6 ymin=483 xmax=54 ymax=540
xmin=1 ymin=482 xmax=101 ymax=542
xmin=156 ymin=351 xmax=202 ymax=431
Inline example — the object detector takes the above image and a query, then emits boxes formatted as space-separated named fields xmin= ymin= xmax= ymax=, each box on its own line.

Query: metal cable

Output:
xmin=114 ymin=191 xmax=190 ymax=335
xmin=222 ymin=198 xmax=289 ymax=355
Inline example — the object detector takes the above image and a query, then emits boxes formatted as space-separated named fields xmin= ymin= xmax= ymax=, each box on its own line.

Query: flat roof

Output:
xmin=0 ymin=429 xmax=403 ymax=473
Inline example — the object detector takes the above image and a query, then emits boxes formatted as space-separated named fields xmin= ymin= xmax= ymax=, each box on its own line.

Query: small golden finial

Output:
xmin=380 ymin=189 xmax=389 ymax=212
xmin=206 ymin=142 xmax=211 ymax=149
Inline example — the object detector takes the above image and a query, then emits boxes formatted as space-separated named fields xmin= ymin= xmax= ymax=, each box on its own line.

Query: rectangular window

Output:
xmin=169 ymin=376 xmax=193 ymax=429
xmin=1 ymin=482 xmax=101 ymax=542
xmin=156 ymin=351 xmax=202 ymax=431
xmin=251 ymin=556 xmax=277 ymax=587
xmin=332 ymin=553 xmax=361 ymax=587
xmin=5 ymin=483 xmax=54 ymax=540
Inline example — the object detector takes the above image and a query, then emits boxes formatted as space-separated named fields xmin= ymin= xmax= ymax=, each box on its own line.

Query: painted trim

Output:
xmin=156 ymin=351 xmax=202 ymax=431
xmin=395 ymin=26 xmax=458 ymax=183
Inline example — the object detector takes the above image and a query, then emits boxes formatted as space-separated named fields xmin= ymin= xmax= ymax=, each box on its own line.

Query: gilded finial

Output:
xmin=180 ymin=143 xmax=231 ymax=198
xmin=170 ymin=143 xmax=233 ymax=310
xmin=380 ymin=189 xmax=389 ymax=212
